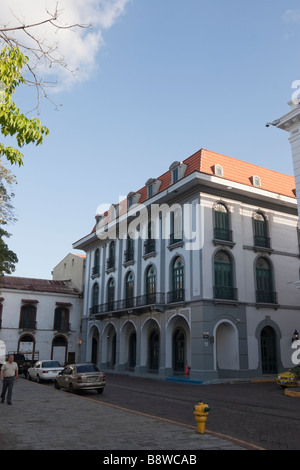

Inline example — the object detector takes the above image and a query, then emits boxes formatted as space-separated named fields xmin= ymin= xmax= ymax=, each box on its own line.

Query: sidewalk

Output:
xmin=0 ymin=378 xmax=252 ymax=451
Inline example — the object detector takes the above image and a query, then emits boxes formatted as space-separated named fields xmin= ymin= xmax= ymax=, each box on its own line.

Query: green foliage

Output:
xmin=0 ymin=46 xmax=49 ymax=166
xmin=0 ymin=45 xmax=50 ymax=275
xmin=0 ymin=226 xmax=18 ymax=276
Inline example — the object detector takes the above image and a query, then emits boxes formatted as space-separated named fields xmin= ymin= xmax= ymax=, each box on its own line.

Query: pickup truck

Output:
xmin=6 ymin=351 xmax=39 ymax=377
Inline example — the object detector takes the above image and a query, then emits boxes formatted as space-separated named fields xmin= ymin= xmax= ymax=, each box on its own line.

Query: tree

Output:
xmin=0 ymin=46 xmax=49 ymax=167
xmin=0 ymin=227 xmax=18 ymax=276
xmin=0 ymin=5 xmax=87 ymax=276
xmin=0 ymin=162 xmax=18 ymax=276
xmin=0 ymin=4 xmax=88 ymax=112
xmin=0 ymin=45 xmax=51 ymax=275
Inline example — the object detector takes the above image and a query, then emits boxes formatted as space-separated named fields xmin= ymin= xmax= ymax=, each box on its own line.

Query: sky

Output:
xmin=2 ymin=0 xmax=300 ymax=279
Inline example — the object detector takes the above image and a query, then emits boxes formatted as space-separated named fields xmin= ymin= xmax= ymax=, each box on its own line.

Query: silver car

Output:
xmin=54 ymin=363 xmax=106 ymax=394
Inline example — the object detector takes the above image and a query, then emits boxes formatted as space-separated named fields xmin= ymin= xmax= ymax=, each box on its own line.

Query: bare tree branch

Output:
xmin=0 ymin=3 xmax=91 ymax=112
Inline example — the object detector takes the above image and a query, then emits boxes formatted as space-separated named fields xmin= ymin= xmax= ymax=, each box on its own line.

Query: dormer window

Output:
xmin=128 ymin=195 xmax=134 ymax=208
xmin=145 ymin=178 xmax=162 ymax=199
xmin=169 ymin=161 xmax=187 ymax=184
xmin=252 ymin=176 xmax=261 ymax=188
xmin=172 ymin=167 xmax=179 ymax=183
xmin=127 ymin=192 xmax=141 ymax=209
xmin=214 ymin=164 xmax=224 ymax=177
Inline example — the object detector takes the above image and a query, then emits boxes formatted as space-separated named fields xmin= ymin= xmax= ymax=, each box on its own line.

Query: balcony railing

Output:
xmin=169 ymin=233 xmax=183 ymax=246
xmin=19 ymin=320 xmax=37 ymax=330
xmin=54 ymin=322 xmax=71 ymax=332
xmin=90 ymin=292 xmax=165 ymax=316
xmin=254 ymin=236 xmax=271 ymax=248
xmin=214 ymin=286 xmax=238 ymax=301
xmin=144 ymin=239 xmax=156 ymax=255
xmin=92 ymin=265 xmax=100 ymax=276
xmin=214 ymin=227 xmax=233 ymax=242
xmin=124 ymin=248 xmax=134 ymax=264
xmin=167 ymin=289 xmax=185 ymax=303
xmin=106 ymin=257 xmax=115 ymax=270
xmin=256 ymin=290 xmax=278 ymax=304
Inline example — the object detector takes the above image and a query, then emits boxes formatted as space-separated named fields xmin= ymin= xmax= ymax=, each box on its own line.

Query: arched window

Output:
xmin=107 ymin=241 xmax=115 ymax=270
xmin=92 ymin=283 xmax=99 ymax=308
xmin=124 ymin=233 xmax=134 ymax=263
xmin=149 ymin=330 xmax=160 ymax=371
xmin=214 ymin=250 xmax=236 ymax=300
xmin=214 ymin=203 xmax=232 ymax=241
xmin=170 ymin=208 xmax=182 ymax=245
xmin=254 ymin=212 xmax=270 ymax=248
xmin=256 ymin=257 xmax=276 ymax=303
xmin=18 ymin=334 xmax=35 ymax=354
xmin=54 ymin=307 xmax=70 ymax=331
xmin=168 ymin=256 xmax=184 ymax=303
xmin=144 ymin=221 xmax=156 ymax=255
xmin=146 ymin=265 xmax=156 ymax=303
xmin=173 ymin=328 xmax=185 ymax=372
xmin=19 ymin=304 xmax=37 ymax=330
xmin=93 ymin=248 xmax=100 ymax=276
xmin=107 ymin=277 xmax=115 ymax=310
xmin=125 ymin=271 xmax=134 ymax=308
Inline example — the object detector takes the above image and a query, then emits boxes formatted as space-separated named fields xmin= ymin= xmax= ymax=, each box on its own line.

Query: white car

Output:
xmin=27 ymin=360 xmax=64 ymax=383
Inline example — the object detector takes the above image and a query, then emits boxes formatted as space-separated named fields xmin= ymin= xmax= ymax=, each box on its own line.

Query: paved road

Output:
xmin=0 ymin=378 xmax=248 ymax=451
xmin=94 ymin=373 xmax=300 ymax=450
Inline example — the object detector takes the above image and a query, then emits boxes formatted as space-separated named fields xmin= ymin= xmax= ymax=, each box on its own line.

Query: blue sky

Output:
xmin=5 ymin=0 xmax=300 ymax=279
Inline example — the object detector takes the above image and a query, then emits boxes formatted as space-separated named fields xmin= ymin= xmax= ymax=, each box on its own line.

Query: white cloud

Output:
xmin=282 ymin=9 xmax=300 ymax=24
xmin=0 ymin=0 xmax=131 ymax=90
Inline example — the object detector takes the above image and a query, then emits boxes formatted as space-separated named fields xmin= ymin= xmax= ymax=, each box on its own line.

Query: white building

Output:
xmin=73 ymin=148 xmax=300 ymax=381
xmin=0 ymin=277 xmax=82 ymax=365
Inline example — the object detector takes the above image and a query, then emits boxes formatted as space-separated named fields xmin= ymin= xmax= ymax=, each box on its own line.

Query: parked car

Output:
xmin=27 ymin=360 xmax=64 ymax=383
xmin=54 ymin=363 xmax=106 ymax=394
xmin=276 ymin=366 xmax=300 ymax=388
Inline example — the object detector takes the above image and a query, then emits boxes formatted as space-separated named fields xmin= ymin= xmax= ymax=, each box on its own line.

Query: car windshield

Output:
xmin=76 ymin=364 xmax=99 ymax=373
xmin=42 ymin=361 xmax=61 ymax=368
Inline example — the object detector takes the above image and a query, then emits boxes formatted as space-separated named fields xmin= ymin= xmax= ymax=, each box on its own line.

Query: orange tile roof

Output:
xmin=199 ymin=149 xmax=295 ymax=198
xmin=91 ymin=148 xmax=295 ymax=233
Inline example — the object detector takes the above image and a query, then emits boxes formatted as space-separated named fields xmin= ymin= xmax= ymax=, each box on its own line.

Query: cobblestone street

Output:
xmin=0 ymin=379 xmax=246 ymax=451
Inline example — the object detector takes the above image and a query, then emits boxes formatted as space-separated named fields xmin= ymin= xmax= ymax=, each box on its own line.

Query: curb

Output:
xmin=250 ymin=378 xmax=276 ymax=383
xmin=284 ymin=388 xmax=300 ymax=398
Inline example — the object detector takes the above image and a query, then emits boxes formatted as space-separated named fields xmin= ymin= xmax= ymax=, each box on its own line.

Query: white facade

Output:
xmin=74 ymin=149 xmax=300 ymax=381
xmin=270 ymin=100 xmax=300 ymax=219
xmin=0 ymin=278 xmax=82 ymax=366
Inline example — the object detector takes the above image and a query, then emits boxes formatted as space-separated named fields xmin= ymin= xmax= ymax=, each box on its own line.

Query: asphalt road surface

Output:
xmin=86 ymin=373 xmax=300 ymax=451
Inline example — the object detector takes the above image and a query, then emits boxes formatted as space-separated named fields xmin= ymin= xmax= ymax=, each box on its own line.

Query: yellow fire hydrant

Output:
xmin=194 ymin=401 xmax=210 ymax=434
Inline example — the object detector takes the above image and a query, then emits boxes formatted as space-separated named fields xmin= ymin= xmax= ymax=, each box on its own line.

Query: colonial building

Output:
xmin=0 ymin=276 xmax=82 ymax=365
xmin=73 ymin=148 xmax=300 ymax=381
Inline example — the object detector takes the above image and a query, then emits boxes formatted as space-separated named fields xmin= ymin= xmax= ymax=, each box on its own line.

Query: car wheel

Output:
xmin=27 ymin=372 xmax=31 ymax=381
xmin=54 ymin=380 xmax=60 ymax=390
xmin=36 ymin=375 xmax=42 ymax=384
xmin=69 ymin=383 xmax=75 ymax=394
xmin=97 ymin=388 xmax=104 ymax=394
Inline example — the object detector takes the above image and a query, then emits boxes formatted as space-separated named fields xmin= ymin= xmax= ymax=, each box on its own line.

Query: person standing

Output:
xmin=1 ymin=354 xmax=18 ymax=405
